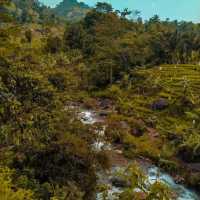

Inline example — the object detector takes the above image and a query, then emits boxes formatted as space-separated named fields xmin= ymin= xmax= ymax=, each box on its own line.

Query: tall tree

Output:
xmin=95 ymin=2 xmax=113 ymax=13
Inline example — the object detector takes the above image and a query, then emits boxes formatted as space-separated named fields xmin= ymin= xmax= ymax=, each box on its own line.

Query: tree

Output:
xmin=116 ymin=163 xmax=172 ymax=200
xmin=20 ymin=10 xmax=29 ymax=23
xmin=46 ymin=36 xmax=62 ymax=54
xmin=25 ymin=29 xmax=32 ymax=43
xmin=149 ymin=14 xmax=160 ymax=24
xmin=95 ymin=2 xmax=113 ymax=13
xmin=64 ymin=24 xmax=86 ymax=50
xmin=0 ymin=167 xmax=34 ymax=200
xmin=120 ymin=8 xmax=132 ymax=18
xmin=0 ymin=0 xmax=13 ymax=23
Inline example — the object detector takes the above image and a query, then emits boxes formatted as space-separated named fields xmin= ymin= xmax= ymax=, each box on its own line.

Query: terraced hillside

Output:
xmin=130 ymin=65 xmax=200 ymax=134
xmin=135 ymin=65 xmax=200 ymax=103
xmin=101 ymin=65 xmax=200 ymax=189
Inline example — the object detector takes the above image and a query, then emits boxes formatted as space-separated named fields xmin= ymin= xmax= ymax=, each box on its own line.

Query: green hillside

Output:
xmin=128 ymin=64 xmax=200 ymax=133
xmin=0 ymin=0 xmax=90 ymax=23
xmin=101 ymin=64 xmax=200 ymax=188
xmin=0 ymin=0 xmax=200 ymax=199
xmin=54 ymin=0 xmax=90 ymax=21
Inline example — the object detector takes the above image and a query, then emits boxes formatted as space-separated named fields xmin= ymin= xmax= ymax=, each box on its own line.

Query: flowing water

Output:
xmin=78 ymin=108 xmax=199 ymax=200
xmin=147 ymin=167 xmax=199 ymax=200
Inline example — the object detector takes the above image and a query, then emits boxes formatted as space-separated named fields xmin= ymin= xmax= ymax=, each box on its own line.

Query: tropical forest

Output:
xmin=0 ymin=0 xmax=200 ymax=199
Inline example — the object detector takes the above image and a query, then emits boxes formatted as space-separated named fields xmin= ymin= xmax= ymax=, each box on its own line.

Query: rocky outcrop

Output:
xmin=152 ymin=98 xmax=169 ymax=110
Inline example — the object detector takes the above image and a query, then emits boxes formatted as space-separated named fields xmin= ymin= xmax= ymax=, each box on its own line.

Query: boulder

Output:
xmin=113 ymin=137 xmax=122 ymax=144
xmin=110 ymin=177 xmax=130 ymax=188
xmin=99 ymin=111 xmax=109 ymax=117
xmin=131 ymin=128 xmax=144 ymax=137
xmin=115 ymin=149 xmax=123 ymax=154
xmin=174 ymin=175 xmax=185 ymax=184
xmin=99 ymin=99 xmax=113 ymax=110
xmin=152 ymin=98 xmax=169 ymax=110
xmin=130 ymin=119 xmax=145 ymax=137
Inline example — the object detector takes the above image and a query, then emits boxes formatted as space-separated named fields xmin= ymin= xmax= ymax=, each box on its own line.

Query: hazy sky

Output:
xmin=41 ymin=0 xmax=200 ymax=22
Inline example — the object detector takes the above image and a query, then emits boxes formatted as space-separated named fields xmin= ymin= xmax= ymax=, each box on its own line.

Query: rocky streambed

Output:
xmin=71 ymin=106 xmax=199 ymax=200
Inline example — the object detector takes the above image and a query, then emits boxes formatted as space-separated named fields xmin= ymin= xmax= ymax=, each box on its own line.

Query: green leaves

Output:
xmin=114 ymin=163 xmax=172 ymax=200
xmin=0 ymin=167 xmax=34 ymax=200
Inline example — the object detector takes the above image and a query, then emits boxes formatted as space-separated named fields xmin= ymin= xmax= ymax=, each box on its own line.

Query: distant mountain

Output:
xmin=54 ymin=0 xmax=90 ymax=21
xmin=1 ymin=0 xmax=90 ymax=23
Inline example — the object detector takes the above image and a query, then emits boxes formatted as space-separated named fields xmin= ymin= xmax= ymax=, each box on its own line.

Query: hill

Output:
xmin=54 ymin=0 xmax=90 ymax=21
xmin=0 ymin=0 xmax=90 ymax=23
xmin=99 ymin=64 xmax=200 ymax=188
xmin=0 ymin=1 xmax=200 ymax=198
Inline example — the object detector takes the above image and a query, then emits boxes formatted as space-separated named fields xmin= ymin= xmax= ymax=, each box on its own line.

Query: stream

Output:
xmin=77 ymin=108 xmax=199 ymax=200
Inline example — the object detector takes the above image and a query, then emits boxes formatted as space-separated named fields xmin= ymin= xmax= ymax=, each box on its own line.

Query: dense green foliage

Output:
xmin=54 ymin=0 xmax=90 ymax=22
xmin=0 ymin=1 xmax=200 ymax=199
xmin=0 ymin=0 xmax=91 ymax=23
xmin=64 ymin=7 xmax=200 ymax=88
xmin=0 ymin=3 xmax=101 ymax=198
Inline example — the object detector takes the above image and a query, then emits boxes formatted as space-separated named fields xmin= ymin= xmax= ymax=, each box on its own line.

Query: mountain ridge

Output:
xmin=2 ymin=0 xmax=91 ymax=23
xmin=54 ymin=0 xmax=90 ymax=21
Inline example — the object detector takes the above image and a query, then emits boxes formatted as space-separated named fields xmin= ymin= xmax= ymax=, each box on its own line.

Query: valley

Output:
xmin=0 ymin=0 xmax=200 ymax=199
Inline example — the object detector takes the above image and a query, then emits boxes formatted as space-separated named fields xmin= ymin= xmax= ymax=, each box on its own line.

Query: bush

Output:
xmin=45 ymin=36 xmax=62 ymax=54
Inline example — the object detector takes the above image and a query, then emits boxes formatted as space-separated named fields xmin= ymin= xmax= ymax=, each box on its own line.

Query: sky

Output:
xmin=41 ymin=0 xmax=200 ymax=22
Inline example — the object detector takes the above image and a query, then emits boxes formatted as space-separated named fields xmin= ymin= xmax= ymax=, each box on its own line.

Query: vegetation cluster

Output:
xmin=0 ymin=0 xmax=200 ymax=199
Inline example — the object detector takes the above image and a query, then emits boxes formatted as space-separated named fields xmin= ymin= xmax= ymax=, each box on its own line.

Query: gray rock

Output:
xmin=131 ymin=128 xmax=144 ymax=137
xmin=152 ymin=98 xmax=168 ymax=110
xmin=100 ymin=99 xmax=113 ymax=109
xmin=99 ymin=111 xmax=109 ymax=117
xmin=110 ymin=177 xmax=130 ymax=188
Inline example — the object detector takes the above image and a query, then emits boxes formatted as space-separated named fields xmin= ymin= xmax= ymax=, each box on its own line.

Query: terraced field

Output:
xmin=110 ymin=64 xmax=200 ymax=189
xmin=136 ymin=65 xmax=200 ymax=102
xmin=122 ymin=65 xmax=199 ymax=134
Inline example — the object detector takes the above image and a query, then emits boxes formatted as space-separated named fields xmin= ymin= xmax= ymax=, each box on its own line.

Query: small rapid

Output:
xmin=78 ymin=109 xmax=199 ymax=200
xmin=147 ymin=166 xmax=199 ymax=200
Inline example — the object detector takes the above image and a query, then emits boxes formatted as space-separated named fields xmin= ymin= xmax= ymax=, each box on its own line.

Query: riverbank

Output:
xmin=70 ymin=102 xmax=200 ymax=200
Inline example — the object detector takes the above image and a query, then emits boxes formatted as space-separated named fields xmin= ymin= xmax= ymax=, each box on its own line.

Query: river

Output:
xmin=78 ymin=108 xmax=199 ymax=200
